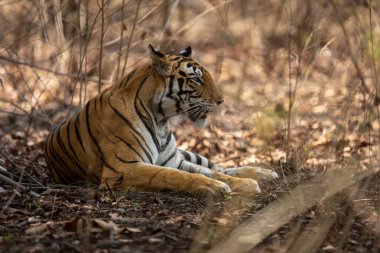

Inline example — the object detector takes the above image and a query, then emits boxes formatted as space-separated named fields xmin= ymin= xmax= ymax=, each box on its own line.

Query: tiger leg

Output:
xmin=99 ymin=162 xmax=231 ymax=196
xmin=178 ymin=159 xmax=261 ymax=194
xmin=178 ymin=149 xmax=278 ymax=181
xmin=224 ymin=166 xmax=279 ymax=181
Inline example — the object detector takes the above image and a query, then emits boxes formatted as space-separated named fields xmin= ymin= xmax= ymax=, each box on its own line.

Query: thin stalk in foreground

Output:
xmin=98 ymin=0 xmax=106 ymax=93
xmin=121 ymin=0 xmax=142 ymax=78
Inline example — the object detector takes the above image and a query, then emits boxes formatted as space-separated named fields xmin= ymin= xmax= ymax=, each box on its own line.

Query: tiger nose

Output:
xmin=215 ymin=96 xmax=224 ymax=105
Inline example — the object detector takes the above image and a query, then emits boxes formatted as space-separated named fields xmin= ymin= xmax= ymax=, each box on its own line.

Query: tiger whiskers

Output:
xmin=153 ymin=98 xmax=217 ymax=122
xmin=163 ymin=104 xmax=202 ymax=118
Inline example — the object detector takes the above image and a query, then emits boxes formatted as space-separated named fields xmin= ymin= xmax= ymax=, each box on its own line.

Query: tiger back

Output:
xmin=44 ymin=45 xmax=278 ymax=196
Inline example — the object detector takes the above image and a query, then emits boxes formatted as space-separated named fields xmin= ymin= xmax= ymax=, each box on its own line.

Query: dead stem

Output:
xmin=0 ymin=55 xmax=111 ymax=85
xmin=120 ymin=0 xmax=142 ymax=78
xmin=366 ymin=1 xmax=380 ymax=250
xmin=0 ymin=168 xmax=41 ymax=200
xmin=98 ymin=0 xmax=106 ymax=93
xmin=115 ymin=0 xmax=125 ymax=80
xmin=328 ymin=0 xmax=372 ymax=98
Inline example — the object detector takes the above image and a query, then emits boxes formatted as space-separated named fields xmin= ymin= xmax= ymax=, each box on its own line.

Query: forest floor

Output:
xmin=1 ymin=89 xmax=379 ymax=252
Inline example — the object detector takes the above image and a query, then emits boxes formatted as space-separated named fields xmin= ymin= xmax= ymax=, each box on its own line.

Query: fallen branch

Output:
xmin=207 ymin=166 xmax=379 ymax=253
xmin=286 ymin=194 xmax=343 ymax=253
xmin=0 ymin=169 xmax=40 ymax=198
xmin=0 ymin=155 xmax=46 ymax=189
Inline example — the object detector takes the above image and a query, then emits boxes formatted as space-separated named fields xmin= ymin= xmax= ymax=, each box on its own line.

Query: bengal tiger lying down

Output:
xmin=44 ymin=45 xmax=278 ymax=196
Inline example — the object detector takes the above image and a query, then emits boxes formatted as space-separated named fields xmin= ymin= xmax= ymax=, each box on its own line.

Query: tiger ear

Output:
xmin=178 ymin=46 xmax=192 ymax=57
xmin=148 ymin=44 xmax=172 ymax=76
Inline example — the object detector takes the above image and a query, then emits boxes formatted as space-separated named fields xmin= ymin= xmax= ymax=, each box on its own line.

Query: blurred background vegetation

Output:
xmin=0 ymin=1 xmax=378 ymax=120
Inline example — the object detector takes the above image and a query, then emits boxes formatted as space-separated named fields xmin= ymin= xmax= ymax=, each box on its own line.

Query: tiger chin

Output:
xmin=44 ymin=44 xmax=278 ymax=197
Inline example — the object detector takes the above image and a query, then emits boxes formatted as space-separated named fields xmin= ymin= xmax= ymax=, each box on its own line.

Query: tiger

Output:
xmin=44 ymin=45 xmax=278 ymax=196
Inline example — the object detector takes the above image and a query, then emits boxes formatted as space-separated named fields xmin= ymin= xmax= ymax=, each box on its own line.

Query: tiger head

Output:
xmin=149 ymin=44 xmax=223 ymax=127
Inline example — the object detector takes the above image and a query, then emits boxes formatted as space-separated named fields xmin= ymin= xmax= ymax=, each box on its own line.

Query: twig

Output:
xmin=366 ymin=0 xmax=380 ymax=158
xmin=286 ymin=2 xmax=293 ymax=162
xmin=0 ymin=172 xmax=40 ymax=198
xmin=174 ymin=0 xmax=235 ymax=37
xmin=78 ymin=0 xmax=86 ymax=107
xmin=0 ymin=167 xmax=43 ymax=189
xmin=213 ymin=0 xmax=229 ymax=83
xmin=0 ymin=156 xmax=46 ymax=189
xmin=158 ymin=0 xmax=179 ymax=49
xmin=366 ymin=1 xmax=380 ymax=250
xmin=0 ymin=55 xmax=111 ymax=84
xmin=98 ymin=0 xmax=106 ymax=93
xmin=51 ymin=193 xmax=56 ymax=221
xmin=16 ymin=219 xmax=41 ymax=228
xmin=47 ymin=183 xmax=89 ymax=189
xmin=285 ymin=0 xmax=302 ymax=164
xmin=115 ymin=0 xmax=125 ymax=80
xmin=328 ymin=0 xmax=372 ymax=97
xmin=70 ymin=0 xmax=105 ymax=108
xmin=120 ymin=0 xmax=142 ymax=78
xmin=137 ymin=0 xmax=165 ymax=25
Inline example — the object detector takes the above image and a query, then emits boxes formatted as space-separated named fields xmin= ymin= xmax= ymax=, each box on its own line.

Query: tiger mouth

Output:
xmin=199 ymin=112 xmax=208 ymax=119
xmin=186 ymin=103 xmax=215 ymax=121
xmin=187 ymin=110 xmax=209 ymax=121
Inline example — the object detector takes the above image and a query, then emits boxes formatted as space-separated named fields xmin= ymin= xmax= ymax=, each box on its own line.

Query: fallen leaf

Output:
xmin=109 ymin=212 xmax=121 ymax=220
xmin=149 ymin=237 xmax=163 ymax=244
xmin=63 ymin=216 xmax=90 ymax=234
xmin=25 ymin=222 xmax=52 ymax=235
xmin=93 ymin=219 xmax=121 ymax=234
xmin=4 ymin=207 xmax=31 ymax=215
xmin=125 ymin=227 xmax=142 ymax=233
xmin=322 ymin=244 xmax=336 ymax=252
xmin=214 ymin=218 xmax=228 ymax=226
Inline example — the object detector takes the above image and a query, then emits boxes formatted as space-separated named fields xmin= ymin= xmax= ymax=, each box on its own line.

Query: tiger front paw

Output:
xmin=225 ymin=166 xmax=279 ymax=181
xmin=227 ymin=177 xmax=261 ymax=194
xmin=189 ymin=178 xmax=232 ymax=196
